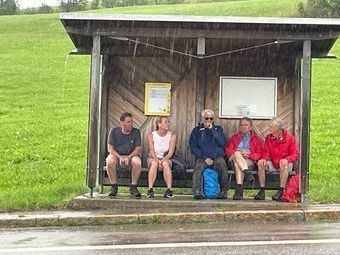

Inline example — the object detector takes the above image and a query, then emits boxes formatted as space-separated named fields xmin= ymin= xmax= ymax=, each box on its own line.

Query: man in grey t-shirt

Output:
xmin=106 ymin=112 xmax=142 ymax=198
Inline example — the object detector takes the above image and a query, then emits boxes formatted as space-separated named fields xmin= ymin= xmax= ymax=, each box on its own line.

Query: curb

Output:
xmin=1 ymin=208 xmax=339 ymax=228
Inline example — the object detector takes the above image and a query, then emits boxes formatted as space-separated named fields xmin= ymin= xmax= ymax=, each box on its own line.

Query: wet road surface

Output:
xmin=1 ymin=221 xmax=340 ymax=254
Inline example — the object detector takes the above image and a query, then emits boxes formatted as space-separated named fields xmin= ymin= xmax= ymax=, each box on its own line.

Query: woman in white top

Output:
xmin=147 ymin=116 xmax=177 ymax=198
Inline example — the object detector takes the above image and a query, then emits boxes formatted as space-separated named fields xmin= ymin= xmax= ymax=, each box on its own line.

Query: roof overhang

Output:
xmin=60 ymin=13 xmax=340 ymax=58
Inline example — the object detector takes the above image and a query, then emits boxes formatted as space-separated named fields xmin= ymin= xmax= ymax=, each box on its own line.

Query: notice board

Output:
xmin=219 ymin=76 xmax=277 ymax=119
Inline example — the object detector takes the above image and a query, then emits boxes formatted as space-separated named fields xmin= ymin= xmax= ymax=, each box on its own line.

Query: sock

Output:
xmin=236 ymin=184 xmax=243 ymax=189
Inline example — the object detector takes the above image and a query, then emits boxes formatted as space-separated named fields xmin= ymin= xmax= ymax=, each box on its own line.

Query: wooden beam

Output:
xmin=300 ymin=40 xmax=311 ymax=202
xmin=66 ymin=26 xmax=339 ymax=40
xmin=195 ymin=38 xmax=206 ymax=125
xmin=87 ymin=35 xmax=101 ymax=195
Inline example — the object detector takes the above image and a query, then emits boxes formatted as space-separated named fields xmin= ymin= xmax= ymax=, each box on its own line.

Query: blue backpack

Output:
xmin=203 ymin=168 xmax=220 ymax=199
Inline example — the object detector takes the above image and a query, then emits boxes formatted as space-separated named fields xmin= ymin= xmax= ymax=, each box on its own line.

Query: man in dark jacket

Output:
xmin=189 ymin=109 xmax=229 ymax=199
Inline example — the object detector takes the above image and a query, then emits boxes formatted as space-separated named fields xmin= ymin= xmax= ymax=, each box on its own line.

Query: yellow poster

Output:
xmin=144 ymin=82 xmax=171 ymax=116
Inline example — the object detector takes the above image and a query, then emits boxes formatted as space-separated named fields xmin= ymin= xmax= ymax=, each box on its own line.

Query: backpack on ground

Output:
xmin=203 ymin=168 xmax=220 ymax=199
xmin=280 ymin=174 xmax=301 ymax=203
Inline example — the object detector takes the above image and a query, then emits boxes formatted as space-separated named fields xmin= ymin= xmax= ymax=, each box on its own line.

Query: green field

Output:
xmin=0 ymin=0 xmax=339 ymax=211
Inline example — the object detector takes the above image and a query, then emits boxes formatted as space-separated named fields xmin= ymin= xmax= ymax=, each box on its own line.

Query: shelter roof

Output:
xmin=60 ymin=13 xmax=340 ymax=58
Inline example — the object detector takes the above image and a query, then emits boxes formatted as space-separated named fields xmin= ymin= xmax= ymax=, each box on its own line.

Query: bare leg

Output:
xmin=148 ymin=159 xmax=158 ymax=189
xmin=162 ymin=159 xmax=172 ymax=189
xmin=234 ymin=162 xmax=244 ymax=185
xmin=106 ymin=154 xmax=118 ymax=184
xmin=130 ymin=156 xmax=142 ymax=185
xmin=257 ymin=159 xmax=266 ymax=187
xmin=279 ymin=161 xmax=289 ymax=188
xmin=233 ymin=151 xmax=248 ymax=170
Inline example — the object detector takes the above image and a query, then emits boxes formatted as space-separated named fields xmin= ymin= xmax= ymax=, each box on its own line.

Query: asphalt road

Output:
xmin=1 ymin=221 xmax=340 ymax=254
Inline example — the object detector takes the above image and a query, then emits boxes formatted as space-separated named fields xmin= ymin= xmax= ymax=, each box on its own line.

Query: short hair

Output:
xmin=120 ymin=112 xmax=133 ymax=121
xmin=271 ymin=117 xmax=284 ymax=129
xmin=240 ymin=117 xmax=253 ymax=126
xmin=155 ymin=116 xmax=168 ymax=131
xmin=201 ymin=109 xmax=214 ymax=118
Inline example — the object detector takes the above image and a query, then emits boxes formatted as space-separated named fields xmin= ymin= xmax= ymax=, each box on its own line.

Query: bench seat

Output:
xmin=99 ymin=166 xmax=296 ymax=190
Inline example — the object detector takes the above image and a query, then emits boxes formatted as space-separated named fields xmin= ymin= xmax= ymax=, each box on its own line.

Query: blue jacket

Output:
xmin=189 ymin=124 xmax=227 ymax=160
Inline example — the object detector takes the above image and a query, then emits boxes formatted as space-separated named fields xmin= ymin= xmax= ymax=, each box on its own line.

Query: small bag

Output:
xmin=163 ymin=150 xmax=187 ymax=173
xmin=280 ymin=174 xmax=301 ymax=203
xmin=203 ymin=168 xmax=220 ymax=199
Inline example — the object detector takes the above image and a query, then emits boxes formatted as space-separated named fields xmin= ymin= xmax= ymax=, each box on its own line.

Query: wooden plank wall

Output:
xmin=104 ymin=54 xmax=298 ymax=168
xmin=105 ymin=54 xmax=196 ymax=167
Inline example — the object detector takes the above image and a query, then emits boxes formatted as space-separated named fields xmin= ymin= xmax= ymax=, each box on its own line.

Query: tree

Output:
xmin=59 ymin=0 xmax=88 ymax=12
xmin=90 ymin=0 xmax=100 ymax=9
xmin=298 ymin=0 xmax=340 ymax=17
xmin=0 ymin=0 xmax=18 ymax=15
xmin=38 ymin=4 xmax=54 ymax=13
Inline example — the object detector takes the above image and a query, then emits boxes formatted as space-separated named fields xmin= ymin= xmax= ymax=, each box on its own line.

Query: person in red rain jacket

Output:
xmin=255 ymin=117 xmax=299 ymax=201
xmin=225 ymin=117 xmax=262 ymax=200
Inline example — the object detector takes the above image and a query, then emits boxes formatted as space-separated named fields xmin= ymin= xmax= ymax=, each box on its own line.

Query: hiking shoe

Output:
xmin=163 ymin=188 xmax=173 ymax=199
xmin=194 ymin=191 xmax=203 ymax=200
xmin=244 ymin=170 xmax=255 ymax=183
xmin=108 ymin=184 xmax=118 ymax=197
xmin=130 ymin=185 xmax=141 ymax=198
xmin=233 ymin=187 xmax=243 ymax=200
xmin=254 ymin=189 xmax=265 ymax=200
xmin=218 ymin=190 xmax=228 ymax=199
xmin=146 ymin=188 xmax=155 ymax=198
xmin=272 ymin=190 xmax=283 ymax=201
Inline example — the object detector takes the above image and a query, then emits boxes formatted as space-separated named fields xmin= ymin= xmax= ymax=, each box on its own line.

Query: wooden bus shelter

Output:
xmin=60 ymin=14 xmax=340 ymax=201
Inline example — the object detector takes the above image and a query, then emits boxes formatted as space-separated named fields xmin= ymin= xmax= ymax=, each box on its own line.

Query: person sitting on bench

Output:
xmin=255 ymin=117 xmax=299 ymax=201
xmin=225 ymin=117 xmax=262 ymax=200
xmin=146 ymin=116 xmax=177 ymax=199
xmin=189 ymin=109 xmax=229 ymax=199
xmin=106 ymin=112 xmax=142 ymax=198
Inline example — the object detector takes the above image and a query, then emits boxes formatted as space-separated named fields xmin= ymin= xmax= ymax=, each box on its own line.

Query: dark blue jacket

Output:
xmin=189 ymin=124 xmax=227 ymax=160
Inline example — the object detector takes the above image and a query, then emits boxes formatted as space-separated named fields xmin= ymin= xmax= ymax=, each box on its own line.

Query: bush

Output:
xmin=298 ymin=0 xmax=340 ymax=17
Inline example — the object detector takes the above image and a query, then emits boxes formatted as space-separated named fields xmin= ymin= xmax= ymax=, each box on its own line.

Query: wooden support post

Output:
xmin=300 ymin=40 xmax=311 ymax=203
xmin=195 ymin=37 xmax=206 ymax=125
xmin=98 ymin=55 xmax=108 ymax=194
xmin=87 ymin=35 xmax=101 ymax=197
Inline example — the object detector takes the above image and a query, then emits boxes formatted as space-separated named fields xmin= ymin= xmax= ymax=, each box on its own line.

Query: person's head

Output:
xmin=239 ymin=117 xmax=252 ymax=134
xmin=155 ymin=116 xmax=170 ymax=131
xmin=268 ymin=117 xmax=284 ymax=136
xmin=120 ymin=112 xmax=133 ymax=132
xmin=201 ymin=109 xmax=215 ymax=128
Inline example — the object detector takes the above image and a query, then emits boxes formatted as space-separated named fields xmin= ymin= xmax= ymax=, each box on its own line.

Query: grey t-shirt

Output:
xmin=108 ymin=127 xmax=141 ymax=155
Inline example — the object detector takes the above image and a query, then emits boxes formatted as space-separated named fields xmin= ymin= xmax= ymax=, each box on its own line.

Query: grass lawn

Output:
xmin=0 ymin=0 xmax=339 ymax=211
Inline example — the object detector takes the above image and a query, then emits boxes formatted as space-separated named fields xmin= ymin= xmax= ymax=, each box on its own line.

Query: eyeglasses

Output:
xmin=205 ymin=117 xmax=214 ymax=120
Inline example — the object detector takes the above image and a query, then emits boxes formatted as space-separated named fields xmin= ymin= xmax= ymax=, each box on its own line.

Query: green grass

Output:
xmin=0 ymin=0 xmax=339 ymax=211
xmin=90 ymin=0 xmax=303 ymax=16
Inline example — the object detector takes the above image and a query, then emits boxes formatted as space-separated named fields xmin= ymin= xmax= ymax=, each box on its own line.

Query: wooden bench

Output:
xmin=98 ymin=165 xmax=296 ymax=192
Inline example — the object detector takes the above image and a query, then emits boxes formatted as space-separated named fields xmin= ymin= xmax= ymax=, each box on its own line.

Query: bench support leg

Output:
xmin=99 ymin=185 xmax=104 ymax=194
xmin=301 ymin=193 xmax=307 ymax=204
xmin=89 ymin=187 xmax=94 ymax=198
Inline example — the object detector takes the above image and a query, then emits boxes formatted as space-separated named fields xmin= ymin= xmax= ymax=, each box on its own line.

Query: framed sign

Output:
xmin=144 ymin=82 xmax=171 ymax=116
xmin=219 ymin=76 xmax=277 ymax=119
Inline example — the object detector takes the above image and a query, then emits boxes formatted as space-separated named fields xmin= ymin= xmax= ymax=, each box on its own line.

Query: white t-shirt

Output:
xmin=152 ymin=131 xmax=172 ymax=159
